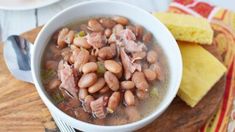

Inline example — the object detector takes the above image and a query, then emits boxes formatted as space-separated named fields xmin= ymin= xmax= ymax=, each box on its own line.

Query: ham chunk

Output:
xmin=118 ymin=29 xmax=146 ymax=53
xmin=87 ymin=32 xmax=107 ymax=48
xmin=90 ymin=96 xmax=108 ymax=119
xmin=118 ymin=29 xmax=136 ymax=41
xmin=120 ymin=48 xmax=141 ymax=80
xmin=59 ymin=61 xmax=78 ymax=98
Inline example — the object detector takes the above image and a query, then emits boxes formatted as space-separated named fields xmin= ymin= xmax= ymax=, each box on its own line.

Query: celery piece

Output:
xmin=75 ymin=31 xmax=86 ymax=38
xmin=79 ymin=31 xmax=86 ymax=37
xmin=97 ymin=61 xmax=106 ymax=75
xmin=52 ymin=90 xmax=65 ymax=104
xmin=41 ymin=69 xmax=56 ymax=83
xmin=150 ymin=87 xmax=159 ymax=97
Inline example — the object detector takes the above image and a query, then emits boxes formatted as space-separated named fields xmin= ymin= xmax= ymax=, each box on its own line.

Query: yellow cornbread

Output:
xmin=178 ymin=41 xmax=226 ymax=107
xmin=154 ymin=12 xmax=214 ymax=45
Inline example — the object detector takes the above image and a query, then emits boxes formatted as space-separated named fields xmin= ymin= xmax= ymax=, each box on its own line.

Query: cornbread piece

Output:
xmin=178 ymin=41 xmax=226 ymax=107
xmin=154 ymin=12 xmax=214 ymax=45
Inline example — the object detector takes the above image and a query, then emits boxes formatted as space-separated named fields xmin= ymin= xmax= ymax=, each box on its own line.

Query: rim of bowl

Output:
xmin=33 ymin=0 xmax=182 ymax=130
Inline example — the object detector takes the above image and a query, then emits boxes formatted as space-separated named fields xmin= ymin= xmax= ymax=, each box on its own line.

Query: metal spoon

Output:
xmin=3 ymin=35 xmax=76 ymax=132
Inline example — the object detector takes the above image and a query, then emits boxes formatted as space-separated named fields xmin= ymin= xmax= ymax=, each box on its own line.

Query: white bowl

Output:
xmin=32 ymin=0 xmax=182 ymax=131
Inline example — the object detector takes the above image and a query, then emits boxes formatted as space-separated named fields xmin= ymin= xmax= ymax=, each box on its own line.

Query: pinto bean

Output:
xmin=136 ymin=90 xmax=149 ymax=100
xmin=73 ymin=36 xmax=91 ymax=49
xmin=48 ymin=79 xmax=61 ymax=90
xmin=107 ymin=92 xmax=121 ymax=113
xmin=70 ymin=44 xmax=80 ymax=51
xmin=98 ymin=46 xmax=115 ymax=60
xmin=143 ymin=69 xmax=157 ymax=81
xmin=149 ymin=63 xmax=164 ymax=81
xmin=73 ymin=48 xmax=89 ymax=71
xmin=99 ymin=85 xmax=110 ymax=94
xmin=104 ymin=28 xmax=112 ymax=38
xmin=143 ymin=32 xmax=152 ymax=44
xmin=112 ymin=16 xmax=129 ymax=26
xmin=89 ymin=55 xmax=97 ymax=62
xmin=104 ymin=71 xmax=119 ymax=91
xmin=135 ymin=25 xmax=144 ymax=40
xmin=78 ymin=73 xmax=97 ymax=88
xmin=147 ymin=50 xmax=158 ymax=64
xmin=142 ymin=62 xmax=149 ymax=70
xmin=57 ymin=28 xmax=69 ymax=48
xmin=124 ymin=90 xmax=135 ymax=106
xmin=132 ymin=72 xmax=149 ymax=92
xmin=121 ymin=81 xmax=135 ymax=90
xmin=112 ymin=24 xmax=124 ymax=34
xmin=79 ymin=88 xmax=88 ymax=100
xmin=83 ymin=95 xmax=94 ymax=113
xmin=98 ymin=44 xmax=117 ymax=61
xmin=82 ymin=62 xmax=98 ymax=74
xmin=88 ymin=19 xmax=104 ymax=32
xmin=69 ymin=55 xmax=75 ymax=64
xmin=99 ymin=18 xmax=116 ymax=28
xmin=110 ymin=43 xmax=116 ymax=54
xmin=64 ymin=30 xmax=75 ymax=44
xmin=88 ymin=78 xmax=106 ymax=93
xmin=115 ymin=67 xmax=123 ymax=79
xmin=104 ymin=60 xmax=122 ymax=74
xmin=45 ymin=60 xmax=58 ymax=70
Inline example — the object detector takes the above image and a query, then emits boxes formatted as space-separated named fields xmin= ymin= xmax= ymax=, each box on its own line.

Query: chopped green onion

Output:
xmin=150 ymin=87 xmax=159 ymax=97
xmin=78 ymin=31 xmax=86 ymax=37
xmin=52 ymin=90 xmax=65 ymax=104
xmin=41 ymin=69 xmax=56 ymax=84
xmin=97 ymin=61 xmax=106 ymax=75
xmin=75 ymin=31 xmax=86 ymax=38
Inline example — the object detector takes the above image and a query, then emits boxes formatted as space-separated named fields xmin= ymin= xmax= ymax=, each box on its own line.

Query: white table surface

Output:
xmin=0 ymin=0 xmax=234 ymax=42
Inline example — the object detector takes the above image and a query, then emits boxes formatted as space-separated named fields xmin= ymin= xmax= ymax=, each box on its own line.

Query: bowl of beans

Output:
xmin=32 ymin=0 xmax=182 ymax=131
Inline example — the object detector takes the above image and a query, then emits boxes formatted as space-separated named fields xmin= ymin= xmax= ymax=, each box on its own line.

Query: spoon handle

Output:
xmin=3 ymin=35 xmax=34 ymax=83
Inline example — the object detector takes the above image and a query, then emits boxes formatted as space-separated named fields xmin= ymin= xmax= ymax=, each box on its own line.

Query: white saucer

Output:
xmin=0 ymin=0 xmax=60 ymax=10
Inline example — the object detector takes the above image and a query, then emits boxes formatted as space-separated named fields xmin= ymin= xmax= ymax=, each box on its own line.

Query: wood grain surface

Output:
xmin=0 ymin=27 xmax=57 ymax=132
xmin=0 ymin=27 xmax=225 ymax=132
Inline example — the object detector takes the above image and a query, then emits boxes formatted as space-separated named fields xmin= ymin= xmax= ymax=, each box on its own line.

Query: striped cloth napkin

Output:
xmin=167 ymin=0 xmax=235 ymax=131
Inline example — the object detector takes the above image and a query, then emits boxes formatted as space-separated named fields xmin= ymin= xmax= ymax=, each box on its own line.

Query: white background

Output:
xmin=0 ymin=0 xmax=235 ymax=42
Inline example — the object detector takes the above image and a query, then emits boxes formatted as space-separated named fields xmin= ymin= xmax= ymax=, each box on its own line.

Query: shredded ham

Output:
xmin=120 ymin=48 xmax=141 ymax=80
xmin=131 ymin=51 xmax=146 ymax=63
xmin=118 ymin=29 xmax=136 ymax=41
xmin=109 ymin=29 xmax=146 ymax=54
xmin=124 ymin=40 xmax=146 ymax=53
xmin=59 ymin=61 xmax=78 ymax=98
xmin=86 ymin=32 xmax=107 ymax=48
xmin=90 ymin=96 xmax=108 ymax=119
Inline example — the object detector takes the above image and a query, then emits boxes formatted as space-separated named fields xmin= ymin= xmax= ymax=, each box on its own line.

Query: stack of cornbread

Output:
xmin=154 ymin=13 xmax=227 ymax=107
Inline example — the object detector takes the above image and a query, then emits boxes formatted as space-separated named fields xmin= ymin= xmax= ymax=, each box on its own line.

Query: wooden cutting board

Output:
xmin=0 ymin=27 xmax=225 ymax=132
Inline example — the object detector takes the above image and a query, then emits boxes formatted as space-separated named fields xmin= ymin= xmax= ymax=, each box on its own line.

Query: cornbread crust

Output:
xmin=154 ymin=12 xmax=214 ymax=45
xmin=178 ymin=42 xmax=226 ymax=107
